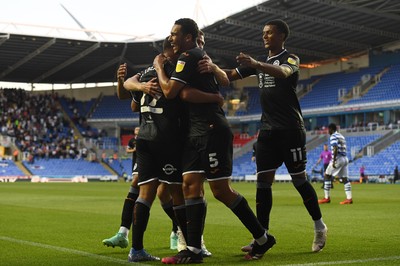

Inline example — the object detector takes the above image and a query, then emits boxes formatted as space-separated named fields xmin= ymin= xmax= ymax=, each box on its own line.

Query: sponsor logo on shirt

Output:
xmin=163 ymin=164 xmax=177 ymax=175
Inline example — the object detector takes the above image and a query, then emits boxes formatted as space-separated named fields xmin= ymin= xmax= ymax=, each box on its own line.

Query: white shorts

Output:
xmin=325 ymin=156 xmax=348 ymax=177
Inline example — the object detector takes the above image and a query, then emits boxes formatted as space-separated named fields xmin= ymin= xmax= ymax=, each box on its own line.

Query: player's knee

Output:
xmin=211 ymin=185 xmax=234 ymax=204
xmin=211 ymin=189 xmax=225 ymax=202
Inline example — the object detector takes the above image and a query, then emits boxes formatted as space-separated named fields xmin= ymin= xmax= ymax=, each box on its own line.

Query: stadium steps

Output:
xmin=361 ymin=129 xmax=400 ymax=157
xmin=100 ymin=160 xmax=119 ymax=176
xmin=57 ymin=100 xmax=84 ymax=139
xmin=233 ymin=138 xmax=256 ymax=160
xmin=340 ymin=66 xmax=389 ymax=105
xmin=305 ymin=134 xmax=328 ymax=151
xmin=14 ymin=161 xmax=32 ymax=176
xmin=297 ymin=77 xmax=321 ymax=100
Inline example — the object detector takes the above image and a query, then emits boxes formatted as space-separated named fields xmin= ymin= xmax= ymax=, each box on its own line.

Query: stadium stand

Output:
xmin=1 ymin=1 xmax=399 ymax=185
xmin=22 ymin=158 xmax=112 ymax=178
xmin=232 ymin=131 xmax=393 ymax=181
xmin=233 ymin=133 xmax=255 ymax=148
xmin=234 ymin=64 xmax=400 ymax=118
xmin=300 ymin=66 xmax=383 ymax=109
xmin=90 ymin=95 xmax=139 ymax=119
xmin=0 ymin=159 xmax=25 ymax=176
xmin=105 ymin=158 xmax=132 ymax=178
xmin=346 ymin=64 xmax=400 ymax=105
xmin=349 ymin=140 xmax=400 ymax=180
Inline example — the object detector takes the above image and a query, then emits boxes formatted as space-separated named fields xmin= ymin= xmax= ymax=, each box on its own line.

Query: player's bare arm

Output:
xmin=116 ymin=63 xmax=131 ymax=100
xmin=126 ymin=146 xmax=136 ymax=153
xmin=153 ymin=54 xmax=185 ymax=99
xmin=124 ymin=75 xmax=162 ymax=99
xmin=197 ymin=54 xmax=230 ymax=86
xmin=223 ymin=68 xmax=242 ymax=81
xmin=332 ymin=146 xmax=338 ymax=168
xmin=130 ymin=99 xmax=139 ymax=112
xmin=236 ymin=52 xmax=292 ymax=79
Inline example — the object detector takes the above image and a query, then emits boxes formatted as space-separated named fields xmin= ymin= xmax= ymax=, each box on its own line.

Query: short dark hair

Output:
xmin=162 ymin=36 xmax=172 ymax=51
xmin=174 ymin=18 xmax=199 ymax=42
xmin=266 ymin=19 xmax=290 ymax=41
xmin=328 ymin=123 xmax=337 ymax=131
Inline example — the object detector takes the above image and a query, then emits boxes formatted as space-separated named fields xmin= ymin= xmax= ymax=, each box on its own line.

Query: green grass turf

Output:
xmin=1 ymin=181 xmax=400 ymax=265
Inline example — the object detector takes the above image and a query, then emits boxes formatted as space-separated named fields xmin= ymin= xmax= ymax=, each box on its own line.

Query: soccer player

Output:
xmin=126 ymin=127 xmax=140 ymax=182
xmin=102 ymin=65 xmax=176 ymax=251
xmin=217 ymin=19 xmax=327 ymax=253
xmin=101 ymin=74 xmax=141 ymax=250
xmin=154 ymin=18 xmax=273 ymax=263
xmin=101 ymin=126 xmax=175 ymax=250
xmin=122 ymin=37 xmax=222 ymax=262
xmin=318 ymin=123 xmax=353 ymax=204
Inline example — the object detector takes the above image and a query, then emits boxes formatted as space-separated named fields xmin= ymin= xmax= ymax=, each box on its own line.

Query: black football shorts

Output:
xmin=256 ymin=129 xmax=307 ymax=175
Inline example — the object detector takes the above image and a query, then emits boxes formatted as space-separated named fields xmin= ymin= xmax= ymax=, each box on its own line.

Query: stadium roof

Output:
xmin=1 ymin=0 xmax=399 ymax=85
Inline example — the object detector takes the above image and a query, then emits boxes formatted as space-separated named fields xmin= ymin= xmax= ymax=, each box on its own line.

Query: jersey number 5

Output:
xmin=209 ymin=152 xmax=219 ymax=168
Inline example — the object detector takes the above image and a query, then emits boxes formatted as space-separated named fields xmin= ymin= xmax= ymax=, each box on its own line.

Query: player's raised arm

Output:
xmin=116 ymin=63 xmax=131 ymax=100
xmin=153 ymin=54 xmax=185 ymax=99
xmin=197 ymin=54 xmax=230 ymax=86
xmin=124 ymin=74 xmax=162 ymax=99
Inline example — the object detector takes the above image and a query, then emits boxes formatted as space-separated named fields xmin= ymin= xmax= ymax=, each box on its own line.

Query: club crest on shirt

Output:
xmin=176 ymin=60 xmax=186 ymax=72
xmin=273 ymin=60 xmax=280 ymax=66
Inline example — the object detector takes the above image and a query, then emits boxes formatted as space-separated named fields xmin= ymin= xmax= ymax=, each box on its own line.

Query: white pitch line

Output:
xmin=281 ymin=255 xmax=400 ymax=266
xmin=0 ymin=236 xmax=146 ymax=265
xmin=2 ymin=236 xmax=399 ymax=265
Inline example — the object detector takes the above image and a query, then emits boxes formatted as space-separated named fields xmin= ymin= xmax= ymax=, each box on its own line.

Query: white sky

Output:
xmin=0 ymin=0 xmax=262 ymax=89
xmin=0 ymin=0 xmax=262 ymax=41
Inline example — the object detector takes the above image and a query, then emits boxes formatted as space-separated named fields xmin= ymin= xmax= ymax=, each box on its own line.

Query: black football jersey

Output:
xmin=127 ymin=137 xmax=137 ymax=163
xmin=170 ymin=47 xmax=230 ymax=136
xmin=236 ymin=49 xmax=304 ymax=130
xmin=132 ymin=61 xmax=185 ymax=141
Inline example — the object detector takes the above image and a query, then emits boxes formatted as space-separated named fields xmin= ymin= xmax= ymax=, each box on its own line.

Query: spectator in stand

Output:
xmin=13 ymin=149 xmax=19 ymax=161
xmin=1 ymin=88 xmax=77 ymax=162
xmin=101 ymin=151 xmax=107 ymax=162
xmin=393 ymin=165 xmax=399 ymax=184
xmin=113 ymin=151 xmax=118 ymax=161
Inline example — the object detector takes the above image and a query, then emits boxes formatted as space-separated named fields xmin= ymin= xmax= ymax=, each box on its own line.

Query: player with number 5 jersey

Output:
xmin=154 ymin=18 xmax=272 ymax=264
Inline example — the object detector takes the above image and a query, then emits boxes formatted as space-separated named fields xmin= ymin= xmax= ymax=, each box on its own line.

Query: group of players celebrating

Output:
xmin=102 ymin=17 xmax=328 ymax=264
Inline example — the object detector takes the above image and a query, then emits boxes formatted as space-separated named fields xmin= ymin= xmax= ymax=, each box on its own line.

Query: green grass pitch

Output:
xmin=1 ymin=181 xmax=400 ymax=265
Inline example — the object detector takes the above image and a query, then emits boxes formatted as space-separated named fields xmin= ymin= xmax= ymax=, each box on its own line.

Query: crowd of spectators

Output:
xmin=63 ymin=96 xmax=107 ymax=139
xmin=0 ymin=88 xmax=87 ymax=161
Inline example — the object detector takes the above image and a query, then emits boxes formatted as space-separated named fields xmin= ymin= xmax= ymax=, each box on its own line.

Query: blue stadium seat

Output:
xmin=91 ymin=95 xmax=139 ymax=119
xmin=22 ymin=158 xmax=110 ymax=178
xmin=0 ymin=159 xmax=26 ymax=176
